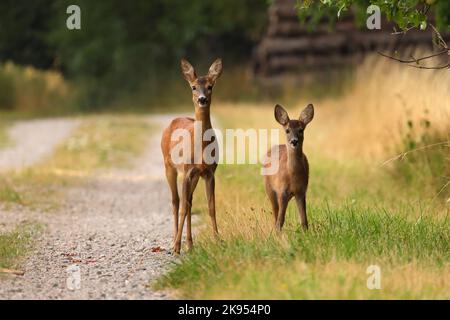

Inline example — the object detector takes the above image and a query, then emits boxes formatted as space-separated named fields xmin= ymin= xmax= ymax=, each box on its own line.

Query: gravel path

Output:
xmin=0 ymin=115 xmax=180 ymax=299
xmin=0 ymin=118 xmax=80 ymax=171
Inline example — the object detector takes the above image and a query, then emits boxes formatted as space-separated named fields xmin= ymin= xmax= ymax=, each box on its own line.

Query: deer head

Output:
xmin=181 ymin=58 xmax=223 ymax=109
xmin=274 ymin=104 xmax=314 ymax=150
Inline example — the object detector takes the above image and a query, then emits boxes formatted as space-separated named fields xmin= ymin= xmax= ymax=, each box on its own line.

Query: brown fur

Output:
xmin=263 ymin=104 xmax=314 ymax=231
xmin=161 ymin=58 xmax=222 ymax=253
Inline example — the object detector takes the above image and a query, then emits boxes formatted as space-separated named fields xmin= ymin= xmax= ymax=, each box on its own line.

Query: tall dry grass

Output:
xmin=214 ymin=52 xmax=449 ymax=165
xmin=0 ymin=62 xmax=74 ymax=114
xmin=303 ymin=52 xmax=450 ymax=162
xmin=212 ymin=52 xmax=449 ymax=201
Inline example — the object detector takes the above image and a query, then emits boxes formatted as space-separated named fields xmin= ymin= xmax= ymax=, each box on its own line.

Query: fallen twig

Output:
xmin=0 ymin=268 xmax=25 ymax=276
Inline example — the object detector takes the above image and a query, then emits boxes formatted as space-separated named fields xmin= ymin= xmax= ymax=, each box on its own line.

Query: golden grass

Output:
xmin=305 ymin=53 xmax=450 ymax=162
xmin=214 ymin=52 xmax=449 ymax=163
xmin=0 ymin=62 xmax=74 ymax=114
xmin=212 ymin=51 xmax=450 ymax=202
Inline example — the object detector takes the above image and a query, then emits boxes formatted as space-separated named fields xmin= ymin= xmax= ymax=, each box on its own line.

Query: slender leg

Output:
xmin=165 ymin=166 xmax=179 ymax=244
xmin=204 ymin=172 xmax=219 ymax=236
xmin=266 ymin=189 xmax=279 ymax=224
xmin=295 ymin=194 xmax=308 ymax=230
xmin=186 ymin=175 xmax=199 ymax=251
xmin=174 ymin=168 xmax=198 ymax=254
xmin=276 ymin=193 xmax=289 ymax=231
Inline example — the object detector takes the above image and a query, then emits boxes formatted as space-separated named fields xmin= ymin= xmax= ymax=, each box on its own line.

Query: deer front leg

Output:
xmin=165 ymin=166 xmax=179 ymax=245
xmin=174 ymin=168 xmax=199 ymax=254
xmin=295 ymin=194 xmax=308 ymax=230
xmin=204 ymin=171 xmax=219 ymax=236
xmin=276 ymin=193 xmax=289 ymax=231
xmin=186 ymin=174 xmax=199 ymax=251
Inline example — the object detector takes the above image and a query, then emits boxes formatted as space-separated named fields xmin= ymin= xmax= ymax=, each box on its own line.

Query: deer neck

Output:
xmin=286 ymin=144 xmax=303 ymax=175
xmin=194 ymin=106 xmax=213 ymax=157
xmin=195 ymin=107 xmax=212 ymax=131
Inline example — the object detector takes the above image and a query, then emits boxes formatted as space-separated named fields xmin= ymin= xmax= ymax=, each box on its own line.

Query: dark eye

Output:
xmin=192 ymin=86 xmax=196 ymax=91
xmin=207 ymin=85 xmax=213 ymax=90
xmin=285 ymin=129 xmax=290 ymax=134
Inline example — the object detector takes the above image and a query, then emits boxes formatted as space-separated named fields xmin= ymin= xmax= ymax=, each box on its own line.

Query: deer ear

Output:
xmin=274 ymin=104 xmax=289 ymax=126
xmin=181 ymin=59 xmax=197 ymax=84
xmin=207 ymin=58 xmax=223 ymax=83
xmin=299 ymin=104 xmax=314 ymax=125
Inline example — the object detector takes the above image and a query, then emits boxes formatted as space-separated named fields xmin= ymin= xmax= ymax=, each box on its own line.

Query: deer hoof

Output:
xmin=173 ymin=243 xmax=182 ymax=254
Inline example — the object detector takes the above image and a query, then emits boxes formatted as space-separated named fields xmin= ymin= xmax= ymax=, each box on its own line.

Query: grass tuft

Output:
xmin=0 ymin=223 xmax=42 ymax=270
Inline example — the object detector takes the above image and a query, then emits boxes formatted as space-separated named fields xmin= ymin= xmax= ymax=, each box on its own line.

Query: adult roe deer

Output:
xmin=161 ymin=58 xmax=222 ymax=253
xmin=263 ymin=103 xmax=314 ymax=231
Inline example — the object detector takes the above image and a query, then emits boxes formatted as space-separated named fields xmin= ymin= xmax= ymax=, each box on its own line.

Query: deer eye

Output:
xmin=192 ymin=86 xmax=196 ymax=91
xmin=285 ymin=129 xmax=290 ymax=134
xmin=207 ymin=85 xmax=213 ymax=91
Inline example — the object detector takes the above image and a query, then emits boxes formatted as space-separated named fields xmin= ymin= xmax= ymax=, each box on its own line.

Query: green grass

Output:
xmin=0 ymin=223 xmax=42 ymax=270
xmin=157 ymin=163 xmax=450 ymax=299
xmin=0 ymin=184 xmax=23 ymax=205
xmin=163 ymin=204 xmax=449 ymax=273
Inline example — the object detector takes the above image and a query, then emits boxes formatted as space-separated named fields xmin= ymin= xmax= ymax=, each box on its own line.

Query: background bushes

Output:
xmin=0 ymin=0 xmax=268 ymax=110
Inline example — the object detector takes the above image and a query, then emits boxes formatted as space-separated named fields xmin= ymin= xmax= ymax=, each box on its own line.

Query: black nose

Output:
xmin=291 ymin=140 xmax=299 ymax=147
xmin=198 ymin=97 xmax=207 ymax=104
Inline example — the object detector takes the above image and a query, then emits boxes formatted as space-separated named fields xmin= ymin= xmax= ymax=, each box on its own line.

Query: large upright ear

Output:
xmin=299 ymin=103 xmax=314 ymax=125
xmin=207 ymin=58 xmax=223 ymax=83
xmin=274 ymin=104 xmax=290 ymax=126
xmin=181 ymin=59 xmax=197 ymax=84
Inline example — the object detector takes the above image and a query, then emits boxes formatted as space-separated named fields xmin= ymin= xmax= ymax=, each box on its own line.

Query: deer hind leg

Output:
xmin=165 ymin=166 xmax=179 ymax=244
xmin=204 ymin=171 xmax=219 ymax=236
xmin=174 ymin=167 xmax=199 ymax=254
xmin=295 ymin=193 xmax=308 ymax=230
xmin=276 ymin=193 xmax=289 ymax=232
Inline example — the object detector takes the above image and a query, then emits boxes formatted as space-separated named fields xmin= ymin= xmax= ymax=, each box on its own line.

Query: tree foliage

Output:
xmin=0 ymin=0 xmax=268 ymax=107
xmin=297 ymin=0 xmax=450 ymax=32
xmin=0 ymin=0 xmax=56 ymax=69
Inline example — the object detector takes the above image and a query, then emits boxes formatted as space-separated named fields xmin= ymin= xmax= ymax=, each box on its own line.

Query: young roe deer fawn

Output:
xmin=161 ymin=58 xmax=223 ymax=253
xmin=263 ymin=104 xmax=314 ymax=231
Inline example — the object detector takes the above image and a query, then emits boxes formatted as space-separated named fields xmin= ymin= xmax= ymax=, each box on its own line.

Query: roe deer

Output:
xmin=161 ymin=58 xmax=222 ymax=253
xmin=263 ymin=103 xmax=314 ymax=231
